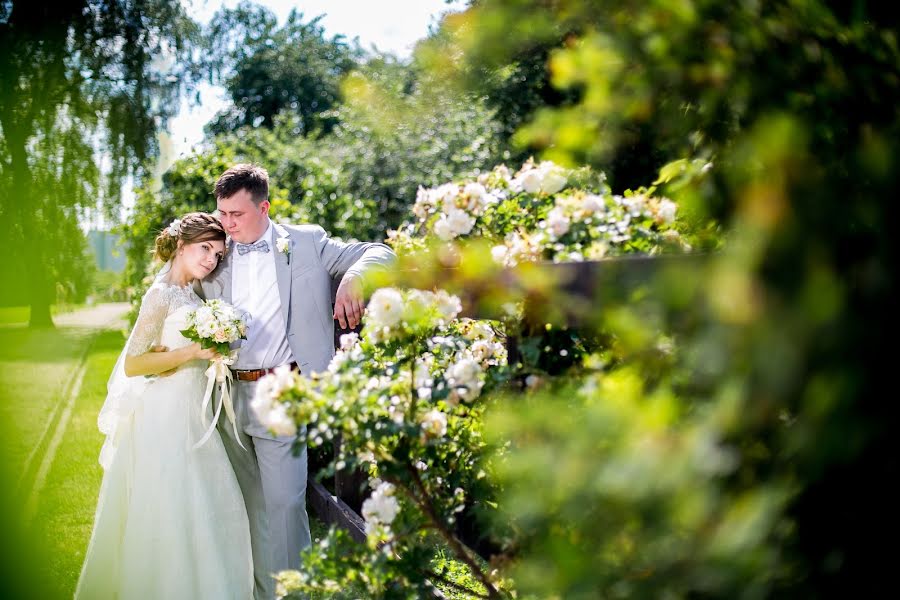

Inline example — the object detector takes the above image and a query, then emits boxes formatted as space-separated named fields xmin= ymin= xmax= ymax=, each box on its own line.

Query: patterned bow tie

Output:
xmin=236 ymin=240 xmax=270 ymax=255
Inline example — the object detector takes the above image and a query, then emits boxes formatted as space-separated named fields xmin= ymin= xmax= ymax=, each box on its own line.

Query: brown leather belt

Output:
xmin=231 ymin=362 xmax=299 ymax=382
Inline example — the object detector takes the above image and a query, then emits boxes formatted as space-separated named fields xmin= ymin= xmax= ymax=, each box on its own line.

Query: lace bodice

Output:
xmin=127 ymin=282 xmax=202 ymax=356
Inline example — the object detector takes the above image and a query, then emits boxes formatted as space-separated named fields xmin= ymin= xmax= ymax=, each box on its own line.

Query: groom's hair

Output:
xmin=214 ymin=163 xmax=269 ymax=205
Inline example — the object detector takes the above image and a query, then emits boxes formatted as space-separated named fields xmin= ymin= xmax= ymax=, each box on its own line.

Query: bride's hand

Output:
xmin=192 ymin=343 xmax=221 ymax=361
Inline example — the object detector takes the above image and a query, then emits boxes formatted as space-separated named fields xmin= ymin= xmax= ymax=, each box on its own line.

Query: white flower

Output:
xmin=464 ymin=321 xmax=495 ymax=341
xmin=420 ymin=409 xmax=448 ymax=439
xmin=538 ymin=162 xmax=568 ymax=194
xmin=621 ymin=195 xmax=647 ymax=216
xmin=546 ymin=207 xmax=570 ymax=238
xmin=519 ymin=169 xmax=543 ymax=194
xmin=413 ymin=186 xmax=433 ymax=219
xmin=257 ymin=400 xmax=297 ymax=437
xmin=433 ymin=217 xmax=455 ymax=240
xmin=444 ymin=208 xmax=476 ymax=237
xmin=462 ymin=182 xmax=489 ymax=212
xmin=274 ymin=570 xmax=305 ymax=600
xmin=657 ymin=198 xmax=677 ymax=224
xmin=433 ymin=183 xmax=460 ymax=207
xmin=276 ymin=237 xmax=290 ymax=253
xmin=339 ymin=332 xmax=359 ymax=350
xmin=367 ymin=288 xmax=404 ymax=329
xmin=491 ymin=244 xmax=508 ymax=265
xmin=447 ymin=357 xmax=483 ymax=392
xmin=463 ymin=182 xmax=486 ymax=198
xmin=470 ymin=339 xmax=500 ymax=365
xmin=362 ymin=481 xmax=400 ymax=535
xmin=434 ymin=290 xmax=462 ymax=322
xmin=581 ymin=194 xmax=606 ymax=214
xmin=166 ymin=219 xmax=182 ymax=236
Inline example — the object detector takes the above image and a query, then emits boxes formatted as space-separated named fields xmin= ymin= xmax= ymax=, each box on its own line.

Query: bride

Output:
xmin=76 ymin=213 xmax=252 ymax=599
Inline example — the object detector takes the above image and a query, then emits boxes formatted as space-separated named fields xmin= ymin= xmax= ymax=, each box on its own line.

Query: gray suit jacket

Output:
xmin=199 ymin=222 xmax=395 ymax=375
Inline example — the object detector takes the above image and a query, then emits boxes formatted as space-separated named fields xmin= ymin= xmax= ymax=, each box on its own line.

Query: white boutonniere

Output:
xmin=275 ymin=227 xmax=291 ymax=264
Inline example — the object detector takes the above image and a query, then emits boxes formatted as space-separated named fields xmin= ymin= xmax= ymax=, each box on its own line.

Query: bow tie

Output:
xmin=236 ymin=240 xmax=270 ymax=255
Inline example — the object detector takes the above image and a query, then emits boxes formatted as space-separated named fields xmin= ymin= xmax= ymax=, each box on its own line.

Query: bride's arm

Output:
xmin=121 ymin=286 xmax=218 ymax=377
xmin=124 ymin=343 xmax=216 ymax=377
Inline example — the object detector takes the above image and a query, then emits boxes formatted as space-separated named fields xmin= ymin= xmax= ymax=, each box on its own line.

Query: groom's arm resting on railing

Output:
xmin=333 ymin=273 xmax=365 ymax=330
xmin=309 ymin=225 xmax=396 ymax=330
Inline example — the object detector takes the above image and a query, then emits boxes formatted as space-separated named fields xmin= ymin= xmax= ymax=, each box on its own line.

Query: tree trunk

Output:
xmin=3 ymin=114 xmax=54 ymax=329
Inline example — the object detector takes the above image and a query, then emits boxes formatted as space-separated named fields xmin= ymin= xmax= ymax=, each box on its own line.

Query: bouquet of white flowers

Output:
xmin=180 ymin=298 xmax=247 ymax=355
xmin=181 ymin=299 xmax=248 ymax=450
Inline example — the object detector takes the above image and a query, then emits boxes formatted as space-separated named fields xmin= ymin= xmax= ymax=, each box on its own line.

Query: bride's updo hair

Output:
xmin=154 ymin=212 xmax=227 ymax=262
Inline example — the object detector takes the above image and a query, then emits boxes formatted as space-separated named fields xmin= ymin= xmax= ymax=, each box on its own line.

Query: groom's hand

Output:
xmin=334 ymin=273 xmax=364 ymax=330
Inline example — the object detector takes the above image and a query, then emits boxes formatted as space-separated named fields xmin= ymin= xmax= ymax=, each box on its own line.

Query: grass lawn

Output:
xmin=0 ymin=319 xmax=482 ymax=599
xmin=0 ymin=323 xmax=106 ymax=598
xmin=0 ymin=323 xmax=344 ymax=599
xmin=28 ymin=329 xmax=124 ymax=599
xmin=0 ymin=304 xmax=84 ymax=326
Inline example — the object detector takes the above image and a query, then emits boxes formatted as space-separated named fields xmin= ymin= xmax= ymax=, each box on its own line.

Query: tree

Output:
xmin=0 ymin=1 xmax=198 ymax=326
xmin=415 ymin=3 xmax=673 ymax=190
xmin=204 ymin=3 xmax=362 ymax=137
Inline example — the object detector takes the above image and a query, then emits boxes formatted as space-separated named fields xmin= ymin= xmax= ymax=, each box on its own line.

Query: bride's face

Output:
xmin=178 ymin=238 xmax=226 ymax=280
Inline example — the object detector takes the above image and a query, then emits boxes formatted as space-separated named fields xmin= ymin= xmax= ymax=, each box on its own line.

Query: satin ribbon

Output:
xmin=193 ymin=355 xmax=246 ymax=451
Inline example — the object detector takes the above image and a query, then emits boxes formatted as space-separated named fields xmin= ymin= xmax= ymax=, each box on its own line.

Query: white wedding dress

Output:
xmin=76 ymin=281 xmax=252 ymax=599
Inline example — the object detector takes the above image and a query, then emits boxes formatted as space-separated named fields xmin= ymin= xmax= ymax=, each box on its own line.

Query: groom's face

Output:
xmin=217 ymin=189 xmax=270 ymax=244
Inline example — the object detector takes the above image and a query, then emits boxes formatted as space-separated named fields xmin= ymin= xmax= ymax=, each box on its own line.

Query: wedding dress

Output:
xmin=75 ymin=279 xmax=252 ymax=599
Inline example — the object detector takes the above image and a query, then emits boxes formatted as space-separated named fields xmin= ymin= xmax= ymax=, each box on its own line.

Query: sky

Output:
xmin=164 ymin=0 xmax=466 ymax=161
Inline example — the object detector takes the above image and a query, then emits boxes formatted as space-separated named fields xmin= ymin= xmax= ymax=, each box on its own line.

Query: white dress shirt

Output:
xmin=231 ymin=220 xmax=295 ymax=369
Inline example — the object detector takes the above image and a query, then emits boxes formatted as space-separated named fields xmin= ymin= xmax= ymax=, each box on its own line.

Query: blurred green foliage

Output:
xmin=413 ymin=0 xmax=900 ymax=597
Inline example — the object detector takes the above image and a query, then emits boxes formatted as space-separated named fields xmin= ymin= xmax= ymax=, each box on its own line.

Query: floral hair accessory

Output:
xmin=166 ymin=219 xmax=182 ymax=236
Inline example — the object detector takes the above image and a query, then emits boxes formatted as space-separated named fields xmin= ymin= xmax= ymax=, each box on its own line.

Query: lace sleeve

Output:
xmin=126 ymin=285 xmax=170 ymax=357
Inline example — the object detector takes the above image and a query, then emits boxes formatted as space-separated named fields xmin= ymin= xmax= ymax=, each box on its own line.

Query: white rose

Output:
xmin=367 ymin=288 xmax=404 ymax=329
xmin=546 ymin=207 xmax=570 ymax=238
xmin=491 ymin=244 xmax=509 ymax=265
xmin=447 ymin=357 xmax=482 ymax=387
xmin=657 ymin=198 xmax=677 ymax=224
xmin=621 ymin=195 xmax=646 ymax=215
xmin=539 ymin=162 xmax=567 ymax=194
xmin=434 ymin=183 xmax=459 ymax=207
xmin=470 ymin=340 xmax=494 ymax=364
xmin=413 ymin=186 xmax=433 ymax=219
xmin=462 ymin=182 xmax=487 ymax=211
xmin=339 ymin=332 xmax=360 ymax=350
xmin=519 ymin=169 xmax=543 ymax=194
xmin=258 ymin=400 xmax=297 ymax=437
xmin=362 ymin=481 xmax=400 ymax=534
xmin=444 ymin=208 xmax=476 ymax=237
xmin=270 ymin=364 xmax=295 ymax=391
xmin=420 ymin=409 xmax=448 ymax=439
xmin=434 ymin=290 xmax=462 ymax=321
xmin=581 ymin=194 xmax=605 ymax=214
xmin=433 ymin=217 xmax=455 ymax=241
xmin=467 ymin=321 xmax=494 ymax=341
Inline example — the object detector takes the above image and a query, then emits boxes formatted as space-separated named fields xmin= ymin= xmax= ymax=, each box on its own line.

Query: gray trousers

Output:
xmin=218 ymin=378 xmax=312 ymax=600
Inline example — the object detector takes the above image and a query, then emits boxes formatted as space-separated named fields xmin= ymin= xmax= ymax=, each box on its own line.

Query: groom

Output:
xmin=200 ymin=163 xmax=395 ymax=599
